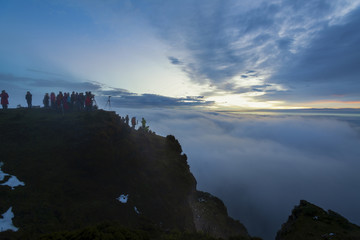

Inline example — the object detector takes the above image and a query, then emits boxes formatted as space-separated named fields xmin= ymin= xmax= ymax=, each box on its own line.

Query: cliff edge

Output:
xmin=0 ymin=109 xmax=250 ymax=240
xmin=276 ymin=200 xmax=360 ymax=240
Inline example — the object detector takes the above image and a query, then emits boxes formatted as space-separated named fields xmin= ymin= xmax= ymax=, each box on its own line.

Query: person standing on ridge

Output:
xmin=43 ymin=93 xmax=50 ymax=108
xmin=0 ymin=90 xmax=9 ymax=109
xmin=56 ymin=91 xmax=63 ymax=112
xmin=85 ymin=92 xmax=91 ymax=111
xmin=50 ymin=92 xmax=56 ymax=109
xmin=141 ymin=118 xmax=146 ymax=128
xmin=125 ymin=115 xmax=129 ymax=126
xmin=141 ymin=117 xmax=149 ymax=132
xmin=131 ymin=117 xmax=137 ymax=129
xmin=70 ymin=91 xmax=76 ymax=109
xmin=25 ymin=91 xmax=32 ymax=108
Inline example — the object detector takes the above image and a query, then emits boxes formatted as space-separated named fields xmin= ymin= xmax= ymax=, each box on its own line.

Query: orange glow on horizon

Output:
xmin=307 ymin=100 xmax=360 ymax=105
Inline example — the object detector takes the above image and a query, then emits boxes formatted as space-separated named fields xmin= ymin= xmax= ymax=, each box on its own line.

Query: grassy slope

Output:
xmin=0 ymin=109 xmax=196 ymax=239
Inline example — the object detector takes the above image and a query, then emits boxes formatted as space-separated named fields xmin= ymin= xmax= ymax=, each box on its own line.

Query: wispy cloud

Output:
xmin=97 ymin=90 xmax=214 ymax=108
xmin=134 ymin=0 xmax=360 ymax=102
xmin=0 ymin=73 xmax=101 ymax=91
xmin=265 ymin=6 xmax=360 ymax=102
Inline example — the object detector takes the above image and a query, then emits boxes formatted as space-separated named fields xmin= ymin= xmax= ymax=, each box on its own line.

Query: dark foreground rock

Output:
xmin=189 ymin=191 xmax=250 ymax=239
xmin=276 ymin=200 xmax=360 ymax=240
xmin=0 ymin=109 xmax=250 ymax=240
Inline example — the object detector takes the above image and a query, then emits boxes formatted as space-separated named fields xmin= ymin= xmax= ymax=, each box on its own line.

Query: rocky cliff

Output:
xmin=0 ymin=109 xmax=250 ymax=240
xmin=276 ymin=200 xmax=360 ymax=240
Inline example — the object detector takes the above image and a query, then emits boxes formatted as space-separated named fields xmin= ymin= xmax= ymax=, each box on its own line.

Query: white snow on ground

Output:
xmin=0 ymin=207 xmax=18 ymax=232
xmin=1 ymin=176 xmax=25 ymax=190
xmin=117 ymin=194 xmax=128 ymax=203
xmin=134 ymin=206 xmax=140 ymax=214
xmin=0 ymin=162 xmax=9 ymax=181
xmin=0 ymin=162 xmax=25 ymax=189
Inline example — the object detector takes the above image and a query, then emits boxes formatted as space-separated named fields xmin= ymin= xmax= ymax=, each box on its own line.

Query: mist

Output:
xmin=113 ymin=107 xmax=360 ymax=240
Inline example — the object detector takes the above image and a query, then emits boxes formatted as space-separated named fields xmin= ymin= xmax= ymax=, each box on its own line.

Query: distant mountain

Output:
xmin=276 ymin=200 xmax=360 ymax=240
xmin=0 ymin=109 xmax=250 ymax=240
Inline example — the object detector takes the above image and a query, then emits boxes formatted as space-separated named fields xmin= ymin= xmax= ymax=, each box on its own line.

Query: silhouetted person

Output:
xmin=43 ymin=93 xmax=49 ymax=108
xmin=50 ymin=92 xmax=56 ymax=109
xmin=78 ymin=93 xmax=84 ymax=111
xmin=141 ymin=118 xmax=146 ymax=128
xmin=125 ymin=115 xmax=129 ymax=126
xmin=131 ymin=117 xmax=137 ymax=129
xmin=70 ymin=91 xmax=76 ymax=109
xmin=63 ymin=92 xmax=69 ymax=111
xmin=85 ymin=92 xmax=91 ymax=111
xmin=141 ymin=117 xmax=149 ymax=132
xmin=0 ymin=90 xmax=9 ymax=109
xmin=56 ymin=91 xmax=63 ymax=112
xmin=25 ymin=91 xmax=32 ymax=108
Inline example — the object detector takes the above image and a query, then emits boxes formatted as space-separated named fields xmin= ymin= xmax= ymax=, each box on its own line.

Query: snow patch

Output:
xmin=198 ymin=198 xmax=206 ymax=202
xmin=0 ymin=163 xmax=9 ymax=181
xmin=1 ymin=176 xmax=25 ymax=190
xmin=134 ymin=206 xmax=140 ymax=214
xmin=0 ymin=207 xmax=18 ymax=232
xmin=117 ymin=194 xmax=128 ymax=203
xmin=0 ymin=162 xmax=25 ymax=189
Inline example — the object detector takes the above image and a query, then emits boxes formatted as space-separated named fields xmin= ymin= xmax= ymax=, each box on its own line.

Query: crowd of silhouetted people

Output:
xmin=1 ymin=89 xmax=151 ymax=132
xmin=0 ymin=90 xmax=97 ymax=112
xmin=46 ymin=91 xmax=96 ymax=112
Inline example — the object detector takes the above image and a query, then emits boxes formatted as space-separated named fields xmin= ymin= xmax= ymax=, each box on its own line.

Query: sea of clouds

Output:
xmin=114 ymin=107 xmax=360 ymax=240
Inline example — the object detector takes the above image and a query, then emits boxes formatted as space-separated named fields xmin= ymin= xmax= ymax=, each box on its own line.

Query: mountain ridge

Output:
xmin=0 ymin=108 xmax=250 ymax=240
xmin=1 ymin=108 xmax=360 ymax=240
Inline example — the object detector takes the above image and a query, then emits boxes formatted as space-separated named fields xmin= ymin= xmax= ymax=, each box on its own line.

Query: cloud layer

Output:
xmin=113 ymin=107 xmax=360 ymax=240
xmin=133 ymin=0 xmax=360 ymax=102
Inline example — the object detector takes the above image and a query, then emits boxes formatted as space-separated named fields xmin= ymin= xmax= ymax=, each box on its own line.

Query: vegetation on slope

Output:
xmin=39 ymin=222 xmax=222 ymax=240
xmin=276 ymin=200 xmax=360 ymax=240
xmin=0 ymin=108 xmax=250 ymax=240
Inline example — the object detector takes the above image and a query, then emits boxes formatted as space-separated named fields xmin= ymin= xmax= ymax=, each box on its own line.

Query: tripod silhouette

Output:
xmin=105 ymin=96 xmax=111 ymax=109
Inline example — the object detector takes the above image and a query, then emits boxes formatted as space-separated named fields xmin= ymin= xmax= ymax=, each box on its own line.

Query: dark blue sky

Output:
xmin=1 ymin=0 xmax=360 ymax=109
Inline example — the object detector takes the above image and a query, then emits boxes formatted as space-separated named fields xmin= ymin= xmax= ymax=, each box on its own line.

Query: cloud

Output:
xmin=133 ymin=0 xmax=360 ymax=101
xmin=265 ymin=5 xmax=360 ymax=102
xmin=168 ymin=56 xmax=183 ymax=65
xmin=98 ymin=88 xmax=135 ymax=97
xmin=97 ymin=91 xmax=214 ymax=108
xmin=112 ymin=108 xmax=360 ymax=240
xmin=2 ymin=0 xmax=360 ymax=108
xmin=0 ymin=73 xmax=102 ymax=91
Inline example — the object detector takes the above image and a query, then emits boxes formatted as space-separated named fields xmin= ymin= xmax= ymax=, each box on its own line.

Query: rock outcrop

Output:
xmin=189 ymin=191 xmax=250 ymax=239
xmin=276 ymin=200 xmax=360 ymax=240
xmin=0 ymin=109 xmax=250 ymax=240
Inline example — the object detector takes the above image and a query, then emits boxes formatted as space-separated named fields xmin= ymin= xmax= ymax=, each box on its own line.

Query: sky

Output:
xmin=1 ymin=0 xmax=360 ymax=109
xmin=2 ymin=1 xmax=360 ymax=240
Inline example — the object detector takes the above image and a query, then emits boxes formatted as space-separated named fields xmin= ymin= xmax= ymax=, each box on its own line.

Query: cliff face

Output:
xmin=189 ymin=191 xmax=250 ymax=239
xmin=0 ymin=109 xmax=250 ymax=240
xmin=276 ymin=200 xmax=360 ymax=240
